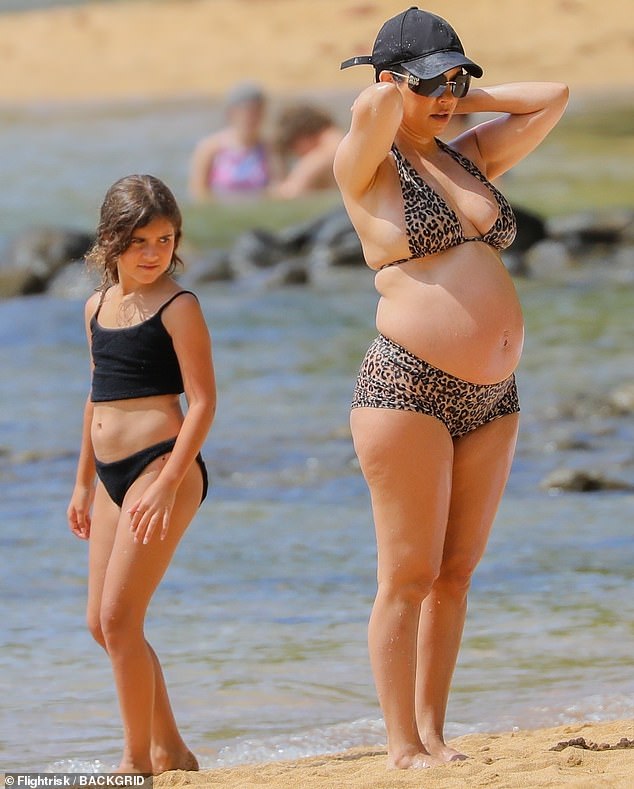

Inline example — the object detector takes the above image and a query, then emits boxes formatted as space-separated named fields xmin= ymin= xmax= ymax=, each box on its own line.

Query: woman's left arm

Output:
xmin=453 ymin=82 xmax=569 ymax=179
xmin=128 ymin=294 xmax=216 ymax=542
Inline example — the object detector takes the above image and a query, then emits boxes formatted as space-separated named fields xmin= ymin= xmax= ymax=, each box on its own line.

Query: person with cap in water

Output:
xmin=189 ymin=81 xmax=274 ymax=201
xmin=335 ymin=6 xmax=568 ymax=771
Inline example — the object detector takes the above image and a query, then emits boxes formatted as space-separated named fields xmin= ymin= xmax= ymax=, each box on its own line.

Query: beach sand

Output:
xmin=0 ymin=0 xmax=633 ymax=103
xmin=156 ymin=719 xmax=634 ymax=789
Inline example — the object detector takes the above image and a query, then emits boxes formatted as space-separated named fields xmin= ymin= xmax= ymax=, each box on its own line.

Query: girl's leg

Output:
xmin=86 ymin=483 xmax=121 ymax=648
xmin=416 ymin=414 xmax=519 ymax=761
xmin=147 ymin=643 xmax=199 ymax=773
xmin=351 ymin=407 xmax=454 ymax=769
xmin=99 ymin=459 xmax=202 ymax=773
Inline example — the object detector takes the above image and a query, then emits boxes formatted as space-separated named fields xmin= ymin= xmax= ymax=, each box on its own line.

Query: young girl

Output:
xmin=67 ymin=175 xmax=216 ymax=774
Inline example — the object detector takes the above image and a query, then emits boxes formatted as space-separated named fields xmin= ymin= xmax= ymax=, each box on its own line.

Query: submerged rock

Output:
xmin=524 ymin=240 xmax=575 ymax=278
xmin=540 ymin=468 xmax=634 ymax=493
xmin=606 ymin=381 xmax=634 ymax=415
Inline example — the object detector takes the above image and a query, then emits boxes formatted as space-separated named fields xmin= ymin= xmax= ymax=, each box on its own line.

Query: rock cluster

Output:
xmin=1 ymin=205 xmax=632 ymax=298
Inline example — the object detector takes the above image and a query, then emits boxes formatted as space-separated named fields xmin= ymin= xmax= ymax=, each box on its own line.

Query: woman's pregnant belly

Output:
xmin=375 ymin=243 xmax=524 ymax=384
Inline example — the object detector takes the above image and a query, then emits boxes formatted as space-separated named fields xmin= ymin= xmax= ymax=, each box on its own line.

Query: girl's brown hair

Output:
xmin=86 ymin=174 xmax=184 ymax=291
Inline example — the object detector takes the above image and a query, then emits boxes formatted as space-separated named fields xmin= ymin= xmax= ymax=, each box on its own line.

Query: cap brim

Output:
xmin=403 ymin=51 xmax=483 ymax=80
xmin=340 ymin=55 xmax=373 ymax=70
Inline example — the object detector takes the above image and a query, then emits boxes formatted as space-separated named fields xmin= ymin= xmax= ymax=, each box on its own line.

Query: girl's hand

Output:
xmin=128 ymin=481 xmax=177 ymax=545
xmin=67 ymin=485 xmax=94 ymax=540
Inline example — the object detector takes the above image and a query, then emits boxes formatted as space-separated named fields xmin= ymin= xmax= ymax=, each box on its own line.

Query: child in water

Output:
xmin=67 ymin=175 xmax=216 ymax=774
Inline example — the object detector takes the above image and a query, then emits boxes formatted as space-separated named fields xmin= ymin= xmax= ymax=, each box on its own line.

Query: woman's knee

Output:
xmin=86 ymin=608 xmax=107 ymax=649
xmin=435 ymin=556 xmax=479 ymax=597
xmin=378 ymin=564 xmax=438 ymax=606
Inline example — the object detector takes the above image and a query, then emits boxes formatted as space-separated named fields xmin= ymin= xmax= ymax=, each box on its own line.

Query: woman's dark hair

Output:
xmin=86 ymin=174 xmax=184 ymax=291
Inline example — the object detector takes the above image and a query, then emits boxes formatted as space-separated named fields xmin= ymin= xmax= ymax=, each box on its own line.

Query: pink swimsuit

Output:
xmin=208 ymin=144 xmax=270 ymax=195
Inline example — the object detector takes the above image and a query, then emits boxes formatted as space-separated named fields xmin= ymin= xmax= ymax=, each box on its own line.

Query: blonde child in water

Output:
xmin=67 ymin=175 xmax=216 ymax=774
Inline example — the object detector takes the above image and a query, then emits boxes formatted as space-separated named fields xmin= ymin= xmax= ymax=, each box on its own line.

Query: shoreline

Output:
xmin=158 ymin=719 xmax=634 ymax=789
xmin=0 ymin=0 xmax=633 ymax=104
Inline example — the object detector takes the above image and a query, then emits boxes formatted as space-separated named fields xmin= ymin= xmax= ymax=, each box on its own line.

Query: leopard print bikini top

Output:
xmin=381 ymin=139 xmax=516 ymax=269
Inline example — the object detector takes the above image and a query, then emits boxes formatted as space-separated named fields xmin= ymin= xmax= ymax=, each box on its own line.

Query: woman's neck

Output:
xmin=395 ymin=124 xmax=439 ymax=157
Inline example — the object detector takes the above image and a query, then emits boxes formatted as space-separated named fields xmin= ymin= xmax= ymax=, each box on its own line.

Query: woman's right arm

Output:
xmin=333 ymin=80 xmax=403 ymax=198
xmin=67 ymin=296 xmax=99 ymax=540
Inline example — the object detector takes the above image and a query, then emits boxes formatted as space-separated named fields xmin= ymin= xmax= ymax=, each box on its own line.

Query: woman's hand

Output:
xmin=67 ymin=484 xmax=95 ymax=540
xmin=128 ymin=480 xmax=178 ymax=545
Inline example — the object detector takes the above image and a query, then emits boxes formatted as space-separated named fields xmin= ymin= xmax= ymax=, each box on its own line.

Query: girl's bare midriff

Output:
xmin=375 ymin=240 xmax=524 ymax=384
xmin=91 ymin=394 xmax=184 ymax=463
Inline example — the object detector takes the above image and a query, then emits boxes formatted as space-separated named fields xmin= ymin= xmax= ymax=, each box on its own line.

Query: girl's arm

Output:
xmin=452 ymin=82 xmax=569 ymax=180
xmin=67 ymin=296 xmax=100 ymax=539
xmin=334 ymin=81 xmax=404 ymax=198
xmin=128 ymin=294 xmax=216 ymax=543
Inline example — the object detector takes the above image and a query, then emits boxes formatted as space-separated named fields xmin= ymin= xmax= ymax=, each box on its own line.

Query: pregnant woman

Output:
xmin=335 ymin=7 xmax=568 ymax=770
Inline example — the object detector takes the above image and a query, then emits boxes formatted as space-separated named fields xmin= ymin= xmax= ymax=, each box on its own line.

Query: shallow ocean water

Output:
xmin=1 ymin=275 xmax=633 ymax=772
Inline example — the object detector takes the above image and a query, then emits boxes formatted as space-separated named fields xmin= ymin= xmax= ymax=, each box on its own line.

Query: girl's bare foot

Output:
xmin=151 ymin=747 xmax=199 ymax=774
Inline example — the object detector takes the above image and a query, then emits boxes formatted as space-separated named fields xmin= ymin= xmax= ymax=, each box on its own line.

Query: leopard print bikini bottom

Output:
xmin=351 ymin=334 xmax=519 ymax=438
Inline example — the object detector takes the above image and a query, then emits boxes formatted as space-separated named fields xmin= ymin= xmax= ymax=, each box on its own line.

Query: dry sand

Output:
xmin=155 ymin=719 xmax=634 ymax=789
xmin=0 ymin=0 xmax=633 ymax=103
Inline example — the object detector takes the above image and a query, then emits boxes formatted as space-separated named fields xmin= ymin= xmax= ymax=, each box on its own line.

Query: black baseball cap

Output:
xmin=341 ymin=6 xmax=483 ymax=81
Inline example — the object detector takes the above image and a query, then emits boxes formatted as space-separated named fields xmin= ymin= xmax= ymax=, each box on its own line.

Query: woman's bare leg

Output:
xmin=351 ymin=407 xmax=454 ymax=769
xmin=98 ymin=460 xmax=202 ymax=773
xmin=416 ymin=414 xmax=519 ymax=761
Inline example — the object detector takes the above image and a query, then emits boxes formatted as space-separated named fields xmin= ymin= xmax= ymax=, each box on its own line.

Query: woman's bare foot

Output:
xmin=421 ymin=734 xmax=468 ymax=763
xmin=151 ymin=746 xmax=199 ymax=774
xmin=387 ymin=745 xmax=444 ymax=769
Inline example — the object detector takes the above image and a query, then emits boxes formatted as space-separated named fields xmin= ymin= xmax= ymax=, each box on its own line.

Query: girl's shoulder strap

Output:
xmin=92 ymin=287 xmax=110 ymax=321
xmin=156 ymin=290 xmax=199 ymax=316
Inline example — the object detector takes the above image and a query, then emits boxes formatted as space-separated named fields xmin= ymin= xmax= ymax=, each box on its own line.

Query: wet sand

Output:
xmin=157 ymin=719 xmax=634 ymax=788
xmin=0 ymin=0 xmax=633 ymax=103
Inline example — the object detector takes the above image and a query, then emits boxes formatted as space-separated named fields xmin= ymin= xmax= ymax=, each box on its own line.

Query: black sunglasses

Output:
xmin=389 ymin=70 xmax=471 ymax=99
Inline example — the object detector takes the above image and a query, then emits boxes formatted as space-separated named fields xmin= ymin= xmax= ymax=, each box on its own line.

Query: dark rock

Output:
xmin=310 ymin=212 xmax=363 ymax=267
xmin=509 ymin=205 xmax=547 ymax=252
xmin=540 ymin=468 xmax=634 ymax=492
xmin=547 ymin=210 xmax=634 ymax=251
xmin=262 ymin=259 xmax=310 ymax=288
xmin=228 ymin=228 xmax=287 ymax=276
xmin=277 ymin=209 xmax=340 ymax=252
xmin=180 ymin=251 xmax=234 ymax=285
xmin=0 ymin=226 xmax=93 ymax=298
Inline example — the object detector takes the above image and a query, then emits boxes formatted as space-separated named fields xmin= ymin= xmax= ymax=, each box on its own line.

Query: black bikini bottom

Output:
xmin=351 ymin=334 xmax=520 ymax=438
xmin=95 ymin=437 xmax=208 ymax=508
